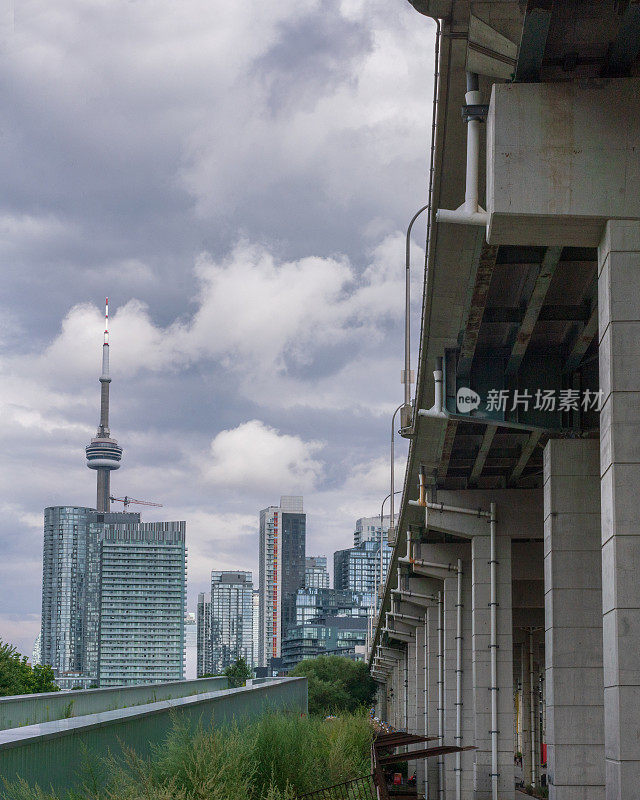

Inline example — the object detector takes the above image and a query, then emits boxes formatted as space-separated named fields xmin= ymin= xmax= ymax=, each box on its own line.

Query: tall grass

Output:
xmin=1 ymin=710 xmax=373 ymax=800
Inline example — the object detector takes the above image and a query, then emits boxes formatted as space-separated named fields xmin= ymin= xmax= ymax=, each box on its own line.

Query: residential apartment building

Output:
xmin=258 ymin=496 xmax=306 ymax=666
xmin=210 ymin=571 xmax=253 ymax=673
xmin=40 ymin=506 xmax=139 ymax=680
xmin=252 ymin=589 xmax=259 ymax=668
xmin=295 ymin=587 xmax=369 ymax=626
xmin=333 ymin=538 xmax=391 ymax=610
xmin=281 ymin=615 xmax=368 ymax=671
xmin=197 ymin=592 xmax=212 ymax=677
xmin=41 ymin=509 xmax=186 ymax=687
xmin=353 ymin=514 xmax=397 ymax=546
xmin=87 ymin=521 xmax=186 ymax=687
xmin=304 ymin=556 xmax=329 ymax=589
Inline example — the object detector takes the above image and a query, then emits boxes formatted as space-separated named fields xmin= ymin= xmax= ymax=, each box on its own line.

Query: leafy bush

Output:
xmin=0 ymin=640 xmax=58 ymax=697
xmin=289 ymin=656 xmax=377 ymax=716
xmin=224 ymin=657 xmax=252 ymax=688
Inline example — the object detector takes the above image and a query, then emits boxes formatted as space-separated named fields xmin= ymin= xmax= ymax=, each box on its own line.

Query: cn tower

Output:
xmin=85 ymin=299 xmax=123 ymax=512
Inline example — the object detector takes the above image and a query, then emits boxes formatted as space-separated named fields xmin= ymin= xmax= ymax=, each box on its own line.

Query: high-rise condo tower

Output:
xmin=85 ymin=299 xmax=122 ymax=512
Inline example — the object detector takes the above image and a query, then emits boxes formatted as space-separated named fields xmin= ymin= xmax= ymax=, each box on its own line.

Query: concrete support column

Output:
xmin=543 ymin=438 xmax=604 ymax=799
xmin=414 ymin=542 xmax=475 ymax=799
xmin=405 ymin=633 xmax=418 ymax=783
xmin=414 ymin=621 xmax=427 ymax=795
xmin=391 ymin=661 xmax=399 ymax=728
xmin=471 ymin=529 xmax=515 ymax=799
xmin=446 ymin=556 xmax=475 ymax=799
xmin=599 ymin=219 xmax=640 ymax=799
xmin=378 ymin=678 xmax=388 ymax=722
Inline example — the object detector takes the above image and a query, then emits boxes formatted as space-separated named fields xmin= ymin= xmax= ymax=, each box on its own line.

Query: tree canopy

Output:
xmin=0 ymin=639 xmax=58 ymax=696
xmin=224 ymin=656 xmax=253 ymax=688
xmin=290 ymin=655 xmax=377 ymax=716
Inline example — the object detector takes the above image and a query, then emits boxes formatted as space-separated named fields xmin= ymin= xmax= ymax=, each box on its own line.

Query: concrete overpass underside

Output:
xmin=369 ymin=3 xmax=640 ymax=799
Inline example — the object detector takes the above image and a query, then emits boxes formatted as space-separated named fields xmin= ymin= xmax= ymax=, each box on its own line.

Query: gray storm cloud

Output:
xmin=0 ymin=0 xmax=435 ymax=654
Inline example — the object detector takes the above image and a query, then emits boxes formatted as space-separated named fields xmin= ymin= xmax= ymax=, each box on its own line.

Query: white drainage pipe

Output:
xmin=530 ymin=630 xmax=537 ymax=788
xmin=424 ymin=609 xmax=429 ymax=797
xmin=436 ymin=73 xmax=488 ymax=227
xmin=438 ymin=590 xmax=445 ymax=800
xmin=405 ymin=650 xmax=409 ymax=732
xmin=455 ymin=557 xmax=463 ymax=800
xmin=490 ymin=502 xmax=498 ymax=800
xmin=415 ymin=622 xmax=419 ymax=735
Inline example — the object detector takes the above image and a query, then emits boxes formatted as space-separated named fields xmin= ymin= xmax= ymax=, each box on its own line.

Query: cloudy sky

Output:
xmin=0 ymin=0 xmax=435 ymax=656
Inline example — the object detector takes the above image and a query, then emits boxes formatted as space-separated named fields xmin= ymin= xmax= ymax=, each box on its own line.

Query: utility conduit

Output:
xmin=424 ymin=610 xmax=429 ymax=798
xmin=436 ymin=72 xmax=488 ymax=227
xmin=455 ymin=557 xmax=463 ymax=800
xmin=529 ymin=629 xmax=537 ymax=788
xmin=489 ymin=502 xmax=498 ymax=800
xmin=437 ymin=590 xmax=445 ymax=800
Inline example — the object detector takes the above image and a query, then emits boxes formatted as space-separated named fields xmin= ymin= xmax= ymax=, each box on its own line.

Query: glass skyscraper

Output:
xmin=333 ymin=538 xmax=392 ymax=610
xmin=41 ymin=506 xmax=138 ymax=680
xmin=258 ymin=496 xmax=306 ymax=666
xmin=304 ymin=556 xmax=330 ymax=589
xmin=196 ymin=592 xmax=212 ymax=677
xmin=252 ymin=589 xmax=259 ymax=668
xmin=41 ymin=506 xmax=98 ymax=676
xmin=210 ymin=571 xmax=253 ymax=674
xmin=295 ymin=586 xmax=369 ymax=626
xmin=281 ymin=615 xmax=368 ymax=670
xmin=41 ymin=509 xmax=186 ymax=686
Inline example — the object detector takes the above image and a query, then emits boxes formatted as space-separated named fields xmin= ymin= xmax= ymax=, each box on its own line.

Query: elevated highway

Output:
xmin=369 ymin=3 xmax=640 ymax=799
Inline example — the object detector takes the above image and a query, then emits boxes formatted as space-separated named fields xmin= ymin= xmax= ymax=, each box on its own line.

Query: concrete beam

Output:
xmin=564 ymin=301 xmax=598 ymax=374
xmin=602 ymin=1 xmax=640 ymax=77
xmin=458 ymin=240 xmax=499 ymax=377
xmin=469 ymin=425 xmax=497 ymax=488
xmin=487 ymin=80 xmax=640 ymax=246
xmin=509 ymin=429 xmax=542 ymax=486
xmin=514 ymin=0 xmax=554 ymax=82
xmin=505 ymin=246 xmax=563 ymax=376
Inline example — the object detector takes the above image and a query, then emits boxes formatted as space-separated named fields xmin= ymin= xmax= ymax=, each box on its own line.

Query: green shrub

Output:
xmin=289 ymin=656 xmax=377 ymax=716
xmin=2 ymin=711 xmax=372 ymax=800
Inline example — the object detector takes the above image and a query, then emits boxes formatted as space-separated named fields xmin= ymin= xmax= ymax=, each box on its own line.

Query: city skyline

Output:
xmin=0 ymin=0 xmax=432 ymax=655
xmin=39 ymin=317 xmax=187 ymax=686
xmin=38 ymin=322 xmax=394 ymax=684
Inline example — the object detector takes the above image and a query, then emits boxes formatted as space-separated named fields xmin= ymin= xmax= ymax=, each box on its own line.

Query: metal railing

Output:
xmin=297 ymin=774 xmax=376 ymax=800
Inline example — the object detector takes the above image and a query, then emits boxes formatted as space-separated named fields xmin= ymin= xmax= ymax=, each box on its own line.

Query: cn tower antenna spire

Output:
xmin=102 ymin=297 xmax=110 ymax=378
xmin=86 ymin=297 xmax=123 ymax=512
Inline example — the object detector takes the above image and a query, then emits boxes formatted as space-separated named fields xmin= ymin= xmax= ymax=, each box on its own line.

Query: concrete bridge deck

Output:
xmin=369 ymin=3 xmax=640 ymax=799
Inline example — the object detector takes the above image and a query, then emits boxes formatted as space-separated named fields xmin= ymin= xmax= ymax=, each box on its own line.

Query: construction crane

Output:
xmin=109 ymin=495 xmax=163 ymax=511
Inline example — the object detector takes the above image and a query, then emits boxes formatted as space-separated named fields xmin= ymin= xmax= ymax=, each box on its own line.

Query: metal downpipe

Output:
xmin=405 ymin=651 xmax=409 ymax=732
xmin=424 ymin=609 xmax=429 ymax=798
xmin=529 ymin=630 xmax=537 ymax=788
xmin=490 ymin=502 xmax=498 ymax=800
xmin=455 ymin=557 xmax=463 ymax=800
xmin=438 ymin=590 xmax=445 ymax=800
